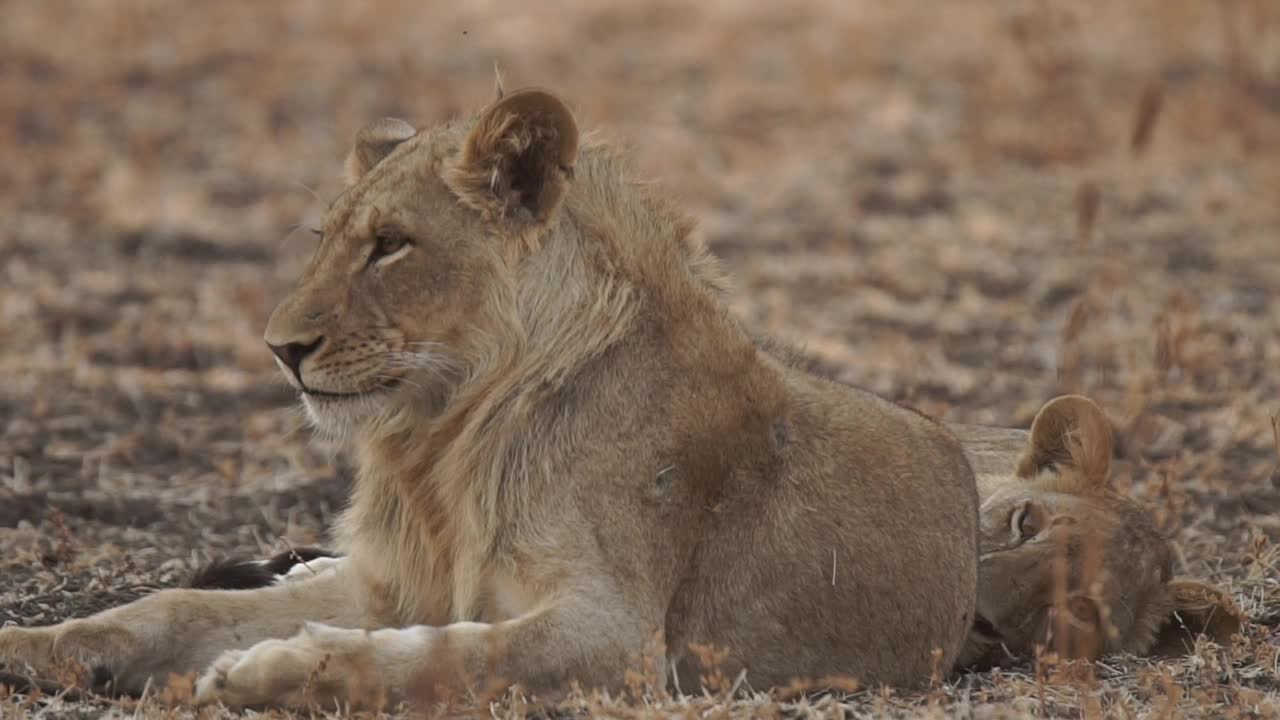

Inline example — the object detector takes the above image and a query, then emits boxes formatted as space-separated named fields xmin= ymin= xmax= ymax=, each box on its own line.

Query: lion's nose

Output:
xmin=267 ymin=336 xmax=324 ymax=382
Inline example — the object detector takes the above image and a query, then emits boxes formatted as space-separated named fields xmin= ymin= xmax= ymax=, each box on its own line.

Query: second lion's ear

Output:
xmin=344 ymin=118 xmax=418 ymax=185
xmin=1017 ymin=395 xmax=1114 ymax=488
xmin=445 ymin=88 xmax=579 ymax=226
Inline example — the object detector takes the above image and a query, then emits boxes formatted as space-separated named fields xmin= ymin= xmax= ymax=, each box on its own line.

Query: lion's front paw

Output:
xmin=0 ymin=621 xmax=135 ymax=689
xmin=194 ymin=639 xmax=316 ymax=707
xmin=194 ymin=624 xmax=384 ymax=708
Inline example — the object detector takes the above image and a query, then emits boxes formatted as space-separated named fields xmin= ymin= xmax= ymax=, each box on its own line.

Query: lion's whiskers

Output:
xmin=377 ymin=373 xmax=425 ymax=392
xmin=384 ymin=350 xmax=458 ymax=379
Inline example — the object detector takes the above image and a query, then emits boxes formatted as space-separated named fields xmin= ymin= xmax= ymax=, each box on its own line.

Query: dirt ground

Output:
xmin=1 ymin=1 xmax=1278 ymax=717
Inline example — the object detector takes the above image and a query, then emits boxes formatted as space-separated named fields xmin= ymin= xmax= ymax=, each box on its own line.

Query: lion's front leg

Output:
xmin=194 ymin=587 xmax=661 ymax=710
xmin=0 ymin=558 xmax=368 ymax=694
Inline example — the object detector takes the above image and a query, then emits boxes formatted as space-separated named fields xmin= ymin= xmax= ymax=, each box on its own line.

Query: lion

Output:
xmin=949 ymin=395 xmax=1243 ymax=668
xmin=0 ymin=86 xmax=980 ymax=708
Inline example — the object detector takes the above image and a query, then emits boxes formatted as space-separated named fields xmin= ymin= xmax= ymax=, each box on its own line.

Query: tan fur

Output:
xmin=951 ymin=396 xmax=1243 ymax=668
xmin=0 ymin=87 xmax=979 ymax=708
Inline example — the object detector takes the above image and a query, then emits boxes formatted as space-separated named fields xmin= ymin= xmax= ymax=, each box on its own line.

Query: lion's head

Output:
xmin=965 ymin=395 xmax=1242 ymax=667
xmin=262 ymin=88 xmax=579 ymax=436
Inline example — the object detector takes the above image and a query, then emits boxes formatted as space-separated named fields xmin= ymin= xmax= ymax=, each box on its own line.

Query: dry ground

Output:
xmin=2 ymin=1 xmax=1279 ymax=717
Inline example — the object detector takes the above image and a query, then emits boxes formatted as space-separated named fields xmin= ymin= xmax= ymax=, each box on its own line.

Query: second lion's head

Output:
xmin=968 ymin=395 xmax=1242 ymax=667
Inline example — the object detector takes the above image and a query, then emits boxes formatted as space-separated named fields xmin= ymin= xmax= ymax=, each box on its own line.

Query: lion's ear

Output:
xmin=446 ymin=88 xmax=578 ymax=225
xmin=1148 ymin=580 xmax=1244 ymax=656
xmin=344 ymin=118 xmax=418 ymax=185
xmin=1016 ymin=395 xmax=1113 ymax=488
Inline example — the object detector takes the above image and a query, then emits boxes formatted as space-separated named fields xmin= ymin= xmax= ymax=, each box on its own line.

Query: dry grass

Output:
xmin=1 ymin=1 xmax=1278 ymax=717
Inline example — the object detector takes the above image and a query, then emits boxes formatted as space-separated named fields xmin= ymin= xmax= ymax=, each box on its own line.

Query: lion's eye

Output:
xmin=369 ymin=231 xmax=411 ymax=264
xmin=1011 ymin=501 xmax=1044 ymax=541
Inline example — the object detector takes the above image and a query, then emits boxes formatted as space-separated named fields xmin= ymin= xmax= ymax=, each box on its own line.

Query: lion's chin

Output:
xmin=301 ymin=392 xmax=386 ymax=440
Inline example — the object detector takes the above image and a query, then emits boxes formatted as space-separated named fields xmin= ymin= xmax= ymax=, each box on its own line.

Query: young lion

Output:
xmin=0 ymin=87 xmax=979 ymax=707
xmin=951 ymin=395 xmax=1243 ymax=668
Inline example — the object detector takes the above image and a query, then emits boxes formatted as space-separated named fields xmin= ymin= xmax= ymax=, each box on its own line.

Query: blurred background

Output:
xmin=1 ymin=0 xmax=1278 ymax=713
